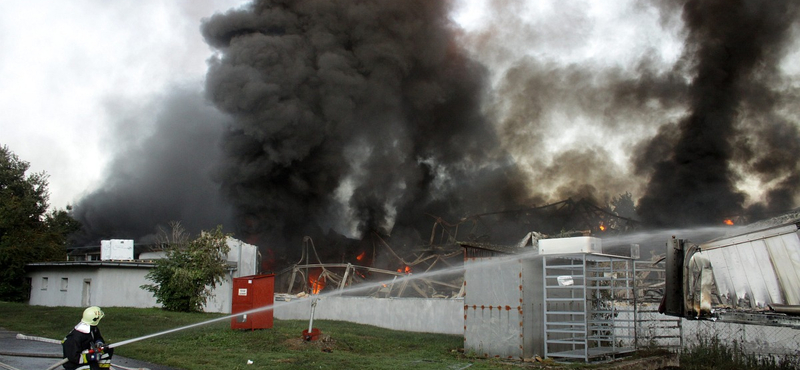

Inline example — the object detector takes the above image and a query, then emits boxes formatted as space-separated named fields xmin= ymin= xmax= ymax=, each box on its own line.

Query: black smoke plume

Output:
xmin=71 ymin=88 xmax=234 ymax=244
xmin=71 ymin=0 xmax=800 ymax=257
xmin=461 ymin=0 xmax=800 ymax=228
xmin=636 ymin=0 xmax=800 ymax=226
xmin=200 ymin=0 xmax=530 ymax=261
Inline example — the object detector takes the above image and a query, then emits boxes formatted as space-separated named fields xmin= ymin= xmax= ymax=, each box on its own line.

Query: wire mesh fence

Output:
xmin=634 ymin=260 xmax=682 ymax=351
xmin=633 ymin=260 xmax=800 ymax=363
xmin=682 ymin=319 xmax=800 ymax=358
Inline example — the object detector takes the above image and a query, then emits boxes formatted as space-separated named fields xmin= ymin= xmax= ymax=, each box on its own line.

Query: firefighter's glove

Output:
xmin=80 ymin=349 xmax=98 ymax=363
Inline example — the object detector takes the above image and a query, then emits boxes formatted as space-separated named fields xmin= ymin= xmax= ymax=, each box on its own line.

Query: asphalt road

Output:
xmin=0 ymin=328 xmax=178 ymax=370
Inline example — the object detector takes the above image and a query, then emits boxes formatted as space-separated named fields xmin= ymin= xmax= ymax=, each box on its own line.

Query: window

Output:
xmin=41 ymin=277 xmax=48 ymax=290
xmin=61 ymin=278 xmax=68 ymax=291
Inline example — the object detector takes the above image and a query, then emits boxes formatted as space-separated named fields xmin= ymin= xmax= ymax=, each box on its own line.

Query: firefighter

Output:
xmin=62 ymin=306 xmax=114 ymax=370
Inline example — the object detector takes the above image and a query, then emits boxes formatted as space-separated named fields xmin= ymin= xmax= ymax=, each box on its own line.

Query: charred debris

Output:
xmin=274 ymin=198 xmax=640 ymax=298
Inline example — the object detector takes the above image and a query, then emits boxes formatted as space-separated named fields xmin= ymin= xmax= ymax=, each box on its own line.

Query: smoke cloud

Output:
xmin=71 ymin=0 xmax=800 ymax=256
xmin=200 ymin=0 xmax=530 ymax=258
xmin=636 ymin=0 xmax=800 ymax=226
xmin=72 ymin=88 xmax=233 ymax=244
xmin=460 ymin=0 xmax=800 ymax=227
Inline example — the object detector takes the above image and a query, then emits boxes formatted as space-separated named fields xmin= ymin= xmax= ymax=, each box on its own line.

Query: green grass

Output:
xmin=0 ymin=302 xmax=524 ymax=370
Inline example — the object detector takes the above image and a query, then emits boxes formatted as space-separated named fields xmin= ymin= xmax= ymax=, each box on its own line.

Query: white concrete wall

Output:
xmin=28 ymin=266 xmax=239 ymax=313
xmin=274 ymin=296 xmax=464 ymax=335
xmin=28 ymin=267 xmax=155 ymax=308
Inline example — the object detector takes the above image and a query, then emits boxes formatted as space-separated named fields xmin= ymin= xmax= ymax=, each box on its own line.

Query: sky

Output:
xmin=1 ymin=0 xmax=799 ymax=246
xmin=0 ymin=0 xmax=246 ymax=210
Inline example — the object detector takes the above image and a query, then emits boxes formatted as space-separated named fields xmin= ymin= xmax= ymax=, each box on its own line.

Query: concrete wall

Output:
xmin=274 ymin=296 xmax=464 ymax=335
xmin=28 ymin=266 xmax=155 ymax=308
xmin=28 ymin=265 xmax=241 ymax=313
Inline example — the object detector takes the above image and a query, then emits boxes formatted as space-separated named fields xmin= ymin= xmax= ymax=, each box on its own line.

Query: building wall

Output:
xmin=273 ymin=296 xmax=464 ymax=335
xmin=28 ymin=267 xmax=154 ymax=308
xmin=28 ymin=266 xmax=241 ymax=313
xmin=27 ymin=238 xmax=259 ymax=313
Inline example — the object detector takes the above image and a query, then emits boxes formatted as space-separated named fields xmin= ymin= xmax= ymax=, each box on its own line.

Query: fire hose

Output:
xmin=14 ymin=334 xmax=148 ymax=370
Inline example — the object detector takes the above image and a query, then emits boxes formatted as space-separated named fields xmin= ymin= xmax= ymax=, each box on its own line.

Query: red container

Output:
xmin=231 ymin=274 xmax=275 ymax=330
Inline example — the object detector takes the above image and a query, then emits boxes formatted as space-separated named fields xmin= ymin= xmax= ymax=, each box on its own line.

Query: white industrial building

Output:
xmin=26 ymin=237 xmax=259 ymax=313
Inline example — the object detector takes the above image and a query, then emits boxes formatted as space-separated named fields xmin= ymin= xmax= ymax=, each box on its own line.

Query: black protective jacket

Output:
xmin=62 ymin=325 xmax=113 ymax=370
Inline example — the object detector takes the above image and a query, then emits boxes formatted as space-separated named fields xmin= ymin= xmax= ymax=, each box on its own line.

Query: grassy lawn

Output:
xmin=0 ymin=302 xmax=530 ymax=370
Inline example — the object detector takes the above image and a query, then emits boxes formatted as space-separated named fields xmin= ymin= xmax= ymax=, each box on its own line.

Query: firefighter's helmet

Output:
xmin=81 ymin=306 xmax=104 ymax=326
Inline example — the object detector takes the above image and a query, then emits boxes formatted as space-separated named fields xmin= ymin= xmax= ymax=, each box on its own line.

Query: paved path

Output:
xmin=0 ymin=328 xmax=178 ymax=370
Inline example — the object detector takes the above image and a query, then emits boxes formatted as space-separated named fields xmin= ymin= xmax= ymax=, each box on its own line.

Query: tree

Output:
xmin=0 ymin=145 xmax=81 ymax=301
xmin=610 ymin=192 xmax=638 ymax=220
xmin=141 ymin=223 xmax=231 ymax=312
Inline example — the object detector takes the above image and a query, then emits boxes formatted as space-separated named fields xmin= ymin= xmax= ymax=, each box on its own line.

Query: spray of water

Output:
xmin=600 ymin=225 xmax=738 ymax=248
xmin=109 ymin=248 xmax=540 ymax=349
xmin=111 ymin=226 xmax=730 ymax=349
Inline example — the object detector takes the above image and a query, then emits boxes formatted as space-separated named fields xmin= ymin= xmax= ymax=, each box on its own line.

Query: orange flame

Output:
xmin=356 ymin=251 xmax=366 ymax=261
xmin=308 ymin=269 xmax=326 ymax=294
xmin=397 ymin=265 xmax=412 ymax=274
xmin=599 ymin=224 xmax=606 ymax=231
xmin=724 ymin=219 xmax=734 ymax=226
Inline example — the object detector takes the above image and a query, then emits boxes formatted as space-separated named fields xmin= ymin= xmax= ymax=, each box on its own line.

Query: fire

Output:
xmin=308 ymin=268 xmax=326 ymax=294
xmin=599 ymin=224 xmax=606 ymax=231
xmin=724 ymin=219 xmax=734 ymax=226
xmin=397 ymin=265 xmax=412 ymax=274
xmin=356 ymin=251 xmax=366 ymax=261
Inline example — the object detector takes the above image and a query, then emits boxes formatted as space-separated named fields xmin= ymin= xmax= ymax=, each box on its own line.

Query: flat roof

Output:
xmin=27 ymin=261 xmax=156 ymax=268
xmin=27 ymin=260 xmax=239 ymax=271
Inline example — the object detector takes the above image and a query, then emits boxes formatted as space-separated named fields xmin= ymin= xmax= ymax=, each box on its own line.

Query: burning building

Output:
xmin=68 ymin=0 xmax=800 ymax=285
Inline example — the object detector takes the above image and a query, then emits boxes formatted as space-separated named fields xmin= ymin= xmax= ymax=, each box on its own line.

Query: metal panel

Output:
xmin=736 ymin=241 xmax=775 ymax=308
xmin=663 ymin=238 xmax=685 ymax=317
xmin=721 ymin=245 xmax=753 ymax=307
xmin=749 ymin=240 xmax=784 ymax=305
xmin=464 ymin=258 xmax=524 ymax=359
xmin=703 ymin=249 xmax=733 ymax=306
xmin=465 ymin=259 xmax=521 ymax=306
xmin=697 ymin=224 xmax=800 ymax=309
xmin=464 ymin=305 xmax=523 ymax=358
xmin=766 ymin=232 xmax=800 ymax=305
xmin=539 ymin=237 xmax=602 ymax=255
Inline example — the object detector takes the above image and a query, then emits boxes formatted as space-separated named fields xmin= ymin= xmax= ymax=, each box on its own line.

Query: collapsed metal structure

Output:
xmin=274 ymin=198 xmax=639 ymax=298
xmin=276 ymin=234 xmax=464 ymax=298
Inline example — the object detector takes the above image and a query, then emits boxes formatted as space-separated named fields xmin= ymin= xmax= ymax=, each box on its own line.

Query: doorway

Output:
xmin=82 ymin=279 xmax=92 ymax=306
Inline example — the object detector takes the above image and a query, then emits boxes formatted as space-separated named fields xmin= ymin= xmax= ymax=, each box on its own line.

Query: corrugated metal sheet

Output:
xmin=694 ymin=224 xmax=800 ymax=310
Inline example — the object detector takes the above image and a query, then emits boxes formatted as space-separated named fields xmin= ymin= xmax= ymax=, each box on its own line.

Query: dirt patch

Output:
xmin=283 ymin=334 xmax=338 ymax=353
